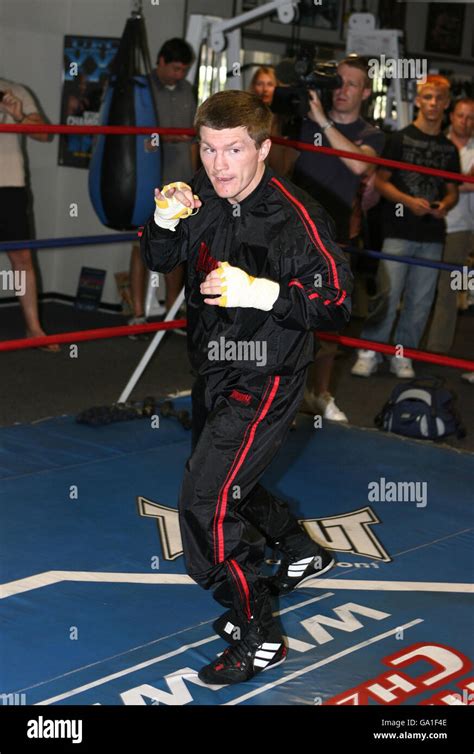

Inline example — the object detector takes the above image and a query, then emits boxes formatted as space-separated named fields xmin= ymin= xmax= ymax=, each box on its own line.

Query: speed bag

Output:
xmin=88 ymin=74 xmax=161 ymax=230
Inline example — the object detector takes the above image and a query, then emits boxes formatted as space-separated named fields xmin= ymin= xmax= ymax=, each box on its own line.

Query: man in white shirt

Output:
xmin=0 ymin=79 xmax=54 ymax=348
xmin=427 ymin=98 xmax=474 ymax=356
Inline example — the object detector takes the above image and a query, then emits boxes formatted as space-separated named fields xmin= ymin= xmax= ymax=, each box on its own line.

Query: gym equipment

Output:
xmin=88 ymin=9 xmax=161 ymax=229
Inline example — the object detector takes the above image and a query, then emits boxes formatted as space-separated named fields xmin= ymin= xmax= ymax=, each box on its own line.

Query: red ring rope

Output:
xmin=0 ymin=320 xmax=187 ymax=351
xmin=1 ymin=320 xmax=473 ymax=371
xmin=0 ymin=124 xmax=195 ymax=135
xmin=1 ymin=124 xmax=472 ymax=369
xmin=271 ymin=135 xmax=474 ymax=184
xmin=1 ymin=123 xmax=472 ymax=184
xmin=316 ymin=332 xmax=474 ymax=372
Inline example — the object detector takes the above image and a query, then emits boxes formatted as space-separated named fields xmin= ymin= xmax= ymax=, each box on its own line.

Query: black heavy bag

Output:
xmin=88 ymin=12 xmax=161 ymax=229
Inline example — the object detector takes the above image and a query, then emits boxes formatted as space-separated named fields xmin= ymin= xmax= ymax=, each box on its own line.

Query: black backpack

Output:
xmin=374 ymin=377 xmax=466 ymax=441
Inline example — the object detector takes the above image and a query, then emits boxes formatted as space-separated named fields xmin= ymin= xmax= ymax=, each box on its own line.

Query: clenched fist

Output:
xmin=200 ymin=261 xmax=280 ymax=311
xmin=154 ymin=181 xmax=202 ymax=231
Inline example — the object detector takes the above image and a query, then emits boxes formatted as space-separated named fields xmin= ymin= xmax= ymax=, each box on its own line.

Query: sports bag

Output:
xmin=374 ymin=377 xmax=465 ymax=440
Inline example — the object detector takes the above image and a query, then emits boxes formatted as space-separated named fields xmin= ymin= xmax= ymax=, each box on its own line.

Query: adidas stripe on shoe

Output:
xmin=198 ymin=636 xmax=287 ymax=685
xmin=268 ymin=547 xmax=336 ymax=596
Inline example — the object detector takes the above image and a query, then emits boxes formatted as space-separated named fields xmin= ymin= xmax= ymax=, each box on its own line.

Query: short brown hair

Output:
xmin=194 ymin=90 xmax=273 ymax=148
xmin=339 ymin=56 xmax=371 ymax=88
xmin=452 ymin=97 xmax=474 ymax=112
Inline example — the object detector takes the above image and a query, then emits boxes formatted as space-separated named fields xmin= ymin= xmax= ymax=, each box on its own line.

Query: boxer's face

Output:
xmin=199 ymin=126 xmax=271 ymax=204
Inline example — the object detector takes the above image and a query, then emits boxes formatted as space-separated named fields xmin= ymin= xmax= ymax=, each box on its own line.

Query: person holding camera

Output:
xmin=292 ymin=57 xmax=384 ymax=420
xmin=352 ymin=75 xmax=460 ymax=379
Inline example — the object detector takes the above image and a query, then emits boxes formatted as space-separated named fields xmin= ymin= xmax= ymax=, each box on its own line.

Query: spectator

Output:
xmin=426 ymin=98 xmax=474 ymax=354
xmin=0 ymin=78 xmax=56 ymax=349
xmin=129 ymin=38 xmax=198 ymax=336
xmin=249 ymin=65 xmax=298 ymax=178
xmin=292 ymin=56 xmax=384 ymax=420
xmin=249 ymin=65 xmax=276 ymax=106
xmin=351 ymin=75 xmax=460 ymax=379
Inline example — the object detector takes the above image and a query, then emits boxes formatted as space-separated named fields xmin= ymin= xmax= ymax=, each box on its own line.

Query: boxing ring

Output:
xmin=1 ymin=403 xmax=473 ymax=707
xmin=0 ymin=121 xmax=473 ymax=710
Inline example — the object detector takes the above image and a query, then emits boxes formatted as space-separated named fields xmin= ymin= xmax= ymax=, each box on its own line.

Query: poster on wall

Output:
xmin=425 ymin=2 xmax=465 ymax=56
xmin=58 ymin=35 xmax=120 ymax=169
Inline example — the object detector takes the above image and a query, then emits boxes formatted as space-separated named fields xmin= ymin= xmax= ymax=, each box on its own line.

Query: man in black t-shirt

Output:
xmin=293 ymin=57 xmax=385 ymax=422
xmin=352 ymin=75 xmax=460 ymax=379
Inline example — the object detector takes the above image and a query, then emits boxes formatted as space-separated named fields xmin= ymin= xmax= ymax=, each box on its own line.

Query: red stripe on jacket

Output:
xmin=270 ymin=177 xmax=347 ymax=305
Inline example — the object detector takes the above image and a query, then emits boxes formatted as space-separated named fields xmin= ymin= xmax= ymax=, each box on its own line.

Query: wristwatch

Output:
xmin=321 ymin=120 xmax=334 ymax=132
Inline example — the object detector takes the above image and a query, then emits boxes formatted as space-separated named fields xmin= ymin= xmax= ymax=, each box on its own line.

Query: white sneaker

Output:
xmin=390 ymin=356 xmax=415 ymax=379
xmin=351 ymin=349 xmax=380 ymax=377
xmin=304 ymin=390 xmax=348 ymax=422
xmin=128 ymin=315 xmax=150 ymax=341
xmin=461 ymin=371 xmax=474 ymax=384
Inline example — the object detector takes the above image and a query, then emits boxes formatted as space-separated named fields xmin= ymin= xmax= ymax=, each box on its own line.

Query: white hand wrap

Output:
xmin=154 ymin=181 xmax=200 ymax=232
xmin=215 ymin=261 xmax=280 ymax=311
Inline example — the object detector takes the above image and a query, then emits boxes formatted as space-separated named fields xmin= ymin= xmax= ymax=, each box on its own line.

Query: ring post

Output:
xmin=117 ymin=287 xmax=185 ymax=403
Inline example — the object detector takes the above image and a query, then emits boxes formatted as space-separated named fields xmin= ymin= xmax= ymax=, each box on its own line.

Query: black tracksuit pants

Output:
xmin=178 ymin=367 xmax=308 ymax=624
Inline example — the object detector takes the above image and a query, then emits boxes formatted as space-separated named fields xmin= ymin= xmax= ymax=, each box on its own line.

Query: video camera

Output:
xmin=271 ymin=56 xmax=342 ymax=118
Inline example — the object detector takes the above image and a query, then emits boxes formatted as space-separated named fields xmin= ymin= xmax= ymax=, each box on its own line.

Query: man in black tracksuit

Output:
xmin=141 ymin=90 xmax=352 ymax=685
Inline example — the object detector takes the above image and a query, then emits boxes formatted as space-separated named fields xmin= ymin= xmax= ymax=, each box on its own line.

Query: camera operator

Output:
xmin=293 ymin=56 xmax=384 ymax=245
xmin=292 ymin=57 xmax=384 ymax=421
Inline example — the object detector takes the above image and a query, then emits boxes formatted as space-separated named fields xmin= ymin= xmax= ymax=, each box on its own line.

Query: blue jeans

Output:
xmin=361 ymin=238 xmax=443 ymax=350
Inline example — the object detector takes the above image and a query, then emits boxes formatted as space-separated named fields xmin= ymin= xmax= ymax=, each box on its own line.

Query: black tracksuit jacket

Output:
xmin=140 ymin=166 xmax=353 ymax=619
xmin=140 ymin=165 xmax=353 ymax=379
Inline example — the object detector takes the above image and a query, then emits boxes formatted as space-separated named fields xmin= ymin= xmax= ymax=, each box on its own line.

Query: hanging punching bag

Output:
xmin=88 ymin=11 xmax=161 ymax=230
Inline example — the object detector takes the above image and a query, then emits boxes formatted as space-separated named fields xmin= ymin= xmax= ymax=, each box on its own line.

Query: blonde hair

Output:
xmin=417 ymin=74 xmax=451 ymax=94
xmin=249 ymin=65 xmax=278 ymax=94
xmin=194 ymin=90 xmax=273 ymax=148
